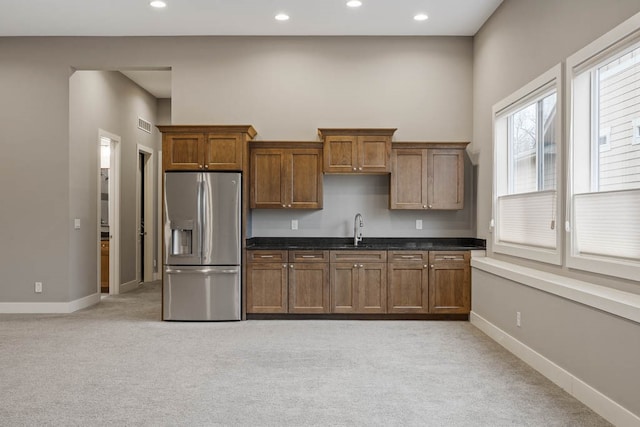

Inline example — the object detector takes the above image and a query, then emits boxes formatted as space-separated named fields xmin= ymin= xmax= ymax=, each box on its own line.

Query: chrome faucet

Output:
xmin=354 ymin=213 xmax=364 ymax=246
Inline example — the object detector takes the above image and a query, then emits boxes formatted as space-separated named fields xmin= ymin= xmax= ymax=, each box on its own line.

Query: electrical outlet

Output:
xmin=291 ymin=219 xmax=298 ymax=230
xmin=516 ymin=311 xmax=521 ymax=327
xmin=416 ymin=219 xmax=423 ymax=230
xmin=35 ymin=282 xmax=43 ymax=293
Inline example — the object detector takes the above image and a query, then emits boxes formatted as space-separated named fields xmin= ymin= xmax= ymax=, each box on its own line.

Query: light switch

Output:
xmin=416 ymin=219 xmax=423 ymax=230
xmin=74 ymin=218 xmax=81 ymax=230
xmin=291 ymin=220 xmax=298 ymax=230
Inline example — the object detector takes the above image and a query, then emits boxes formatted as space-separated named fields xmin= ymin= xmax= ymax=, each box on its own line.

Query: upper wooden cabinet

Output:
xmin=390 ymin=142 xmax=468 ymax=210
xmin=159 ymin=125 xmax=257 ymax=171
xmin=250 ymin=141 xmax=323 ymax=209
xmin=318 ymin=128 xmax=396 ymax=174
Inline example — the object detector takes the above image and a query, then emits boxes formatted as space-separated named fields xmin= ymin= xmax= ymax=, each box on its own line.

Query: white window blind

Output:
xmin=498 ymin=190 xmax=557 ymax=249
xmin=573 ymin=189 xmax=640 ymax=260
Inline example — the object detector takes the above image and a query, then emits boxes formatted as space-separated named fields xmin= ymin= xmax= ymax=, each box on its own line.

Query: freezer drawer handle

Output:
xmin=165 ymin=268 xmax=238 ymax=274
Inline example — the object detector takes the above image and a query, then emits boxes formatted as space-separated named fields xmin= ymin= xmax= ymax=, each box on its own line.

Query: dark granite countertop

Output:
xmin=246 ymin=237 xmax=486 ymax=251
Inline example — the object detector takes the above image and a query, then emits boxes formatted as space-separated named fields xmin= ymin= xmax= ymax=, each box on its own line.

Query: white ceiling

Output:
xmin=2 ymin=0 xmax=502 ymax=98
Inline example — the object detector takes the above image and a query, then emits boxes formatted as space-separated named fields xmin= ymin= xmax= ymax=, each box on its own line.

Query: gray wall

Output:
xmin=69 ymin=71 xmax=159 ymax=299
xmin=472 ymin=0 xmax=640 ymax=418
xmin=0 ymin=36 xmax=472 ymax=303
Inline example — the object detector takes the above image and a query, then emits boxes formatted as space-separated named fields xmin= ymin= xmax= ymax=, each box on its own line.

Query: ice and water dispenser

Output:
xmin=170 ymin=220 xmax=193 ymax=256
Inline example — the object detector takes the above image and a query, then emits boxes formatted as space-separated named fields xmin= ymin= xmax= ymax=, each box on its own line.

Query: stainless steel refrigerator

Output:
xmin=163 ymin=172 xmax=241 ymax=321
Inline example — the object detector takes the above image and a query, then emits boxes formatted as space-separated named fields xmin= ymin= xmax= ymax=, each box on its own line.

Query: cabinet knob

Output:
xmin=359 ymin=264 xmax=363 ymax=268
xmin=424 ymin=265 xmax=428 ymax=268
xmin=353 ymin=167 xmax=356 ymax=171
xmin=358 ymin=167 xmax=362 ymax=171
xmin=423 ymin=205 xmax=427 ymax=208
xmin=199 ymin=165 xmax=203 ymax=169
xmin=288 ymin=204 xmax=292 ymax=208
xmin=204 ymin=165 xmax=209 ymax=169
xmin=428 ymin=205 xmax=433 ymax=209
xmin=430 ymin=264 xmax=434 ymax=268
xmin=283 ymin=264 xmax=287 ymax=268
xmin=290 ymin=265 xmax=294 ymax=268
xmin=282 ymin=204 xmax=286 ymax=208
xmin=353 ymin=264 xmax=358 ymax=268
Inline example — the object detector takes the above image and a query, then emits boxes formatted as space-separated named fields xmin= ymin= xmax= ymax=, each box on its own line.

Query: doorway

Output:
xmin=98 ymin=130 xmax=121 ymax=295
xmin=137 ymin=145 xmax=154 ymax=283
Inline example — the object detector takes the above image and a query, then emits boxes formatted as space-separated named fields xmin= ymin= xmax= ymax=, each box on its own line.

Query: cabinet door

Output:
xmin=359 ymin=135 xmax=391 ymax=173
xmin=428 ymin=149 xmax=464 ymax=210
xmin=100 ymin=240 xmax=109 ymax=291
xmin=323 ymin=135 xmax=358 ymax=173
xmin=250 ymin=149 xmax=286 ymax=208
xmin=163 ymin=133 xmax=204 ymax=170
xmin=289 ymin=263 xmax=330 ymax=313
xmin=390 ymin=148 xmax=427 ymax=209
xmin=246 ymin=262 xmax=288 ymax=313
xmin=388 ymin=261 xmax=428 ymax=313
xmin=331 ymin=263 xmax=359 ymax=313
xmin=358 ymin=263 xmax=387 ymax=313
xmin=287 ymin=149 xmax=323 ymax=209
xmin=204 ymin=133 xmax=242 ymax=170
xmin=428 ymin=252 xmax=470 ymax=314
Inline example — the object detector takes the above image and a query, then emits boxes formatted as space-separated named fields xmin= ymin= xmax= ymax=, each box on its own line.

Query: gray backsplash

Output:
xmin=249 ymin=172 xmax=475 ymax=238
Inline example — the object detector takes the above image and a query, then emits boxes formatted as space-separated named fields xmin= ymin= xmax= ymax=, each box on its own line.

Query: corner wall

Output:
xmin=471 ymin=0 xmax=640 ymax=421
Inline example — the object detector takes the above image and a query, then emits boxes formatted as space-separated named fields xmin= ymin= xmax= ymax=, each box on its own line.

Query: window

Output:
xmin=567 ymin=13 xmax=640 ymax=281
xmin=509 ymin=92 xmax=557 ymax=194
xmin=492 ymin=64 xmax=562 ymax=265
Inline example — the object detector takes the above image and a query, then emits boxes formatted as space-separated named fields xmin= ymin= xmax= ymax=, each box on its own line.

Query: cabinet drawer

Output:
xmin=247 ymin=250 xmax=288 ymax=263
xmin=388 ymin=251 xmax=428 ymax=263
xmin=429 ymin=251 xmax=469 ymax=263
xmin=330 ymin=250 xmax=387 ymax=263
xmin=289 ymin=250 xmax=329 ymax=263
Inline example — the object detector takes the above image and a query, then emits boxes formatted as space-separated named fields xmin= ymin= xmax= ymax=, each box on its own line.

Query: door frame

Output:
xmin=156 ymin=150 xmax=163 ymax=281
xmin=137 ymin=144 xmax=155 ymax=283
xmin=97 ymin=129 xmax=121 ymax=295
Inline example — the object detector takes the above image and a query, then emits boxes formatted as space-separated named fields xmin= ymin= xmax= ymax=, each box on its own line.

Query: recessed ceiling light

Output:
xmin=149 ymin=0 xmax=167 ymax=8
xmin=346 ymin=0 xmax=362 ymax=7
xmin=414 ymin=13 xmax=429 ymax=21
xmin=275 ymin=13 xmax=290 ymax=21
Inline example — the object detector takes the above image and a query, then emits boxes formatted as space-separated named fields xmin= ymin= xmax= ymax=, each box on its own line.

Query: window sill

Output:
xmin=471 ymin=257 xmax=640 ymax=324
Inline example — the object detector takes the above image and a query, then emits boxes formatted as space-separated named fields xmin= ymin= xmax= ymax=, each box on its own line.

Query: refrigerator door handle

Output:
xmin=165 ymin=267 xmax=239 ymax=275
xmin=198 ymin=176 xmax=206 ymax=263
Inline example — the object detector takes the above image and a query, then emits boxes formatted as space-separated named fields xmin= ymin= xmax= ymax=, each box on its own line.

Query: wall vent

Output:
xmin=138 ymin=117 xmax=152 ymax=134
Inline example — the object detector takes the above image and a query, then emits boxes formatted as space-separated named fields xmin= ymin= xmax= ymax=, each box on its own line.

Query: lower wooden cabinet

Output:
xmin=289 ymin=262 xmax=330 ymax=313
xmin=330 ymin=251 xmax=387 ymax=314
xmin=247 ymin=250 xmax=330 ymax=314
xmin=428 ymin=251 xmax=471 ymax=314
xmin=247 ymin=249 xmax=470 ymax=316
xmin=100 ymin=240 xmax=109 ymax=292
xmin=246 ymin=250 xmax=288 ymax=313
xmin=246 ymin=260 xmax=288 ymax=313
xmin=387 ymin=251 xmax=429 ymax=313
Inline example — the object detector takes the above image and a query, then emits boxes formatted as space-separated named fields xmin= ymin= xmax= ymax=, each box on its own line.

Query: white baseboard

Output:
xmin=119 ymin=279 xmax=140 ymax=294
xmin=0 ymin=292 xmax=100 ymax=314
xmin=470 ymin=311 xmax=640 ymax=427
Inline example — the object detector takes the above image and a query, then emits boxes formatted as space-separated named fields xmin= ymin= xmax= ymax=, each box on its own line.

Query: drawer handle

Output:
xmin=442 ymin=256 xmax=460 ymax=260
xmin=400 ymin=255 xmax=415 ymax=259
xmin=301 ymin=255 xmax=316 ymax=258
xmin=260 ymin=255 xmax=274 ymax=258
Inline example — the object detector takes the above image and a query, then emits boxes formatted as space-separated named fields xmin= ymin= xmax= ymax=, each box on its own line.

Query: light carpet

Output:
xmin=0 ymin=281 xmax=610 ymax=426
